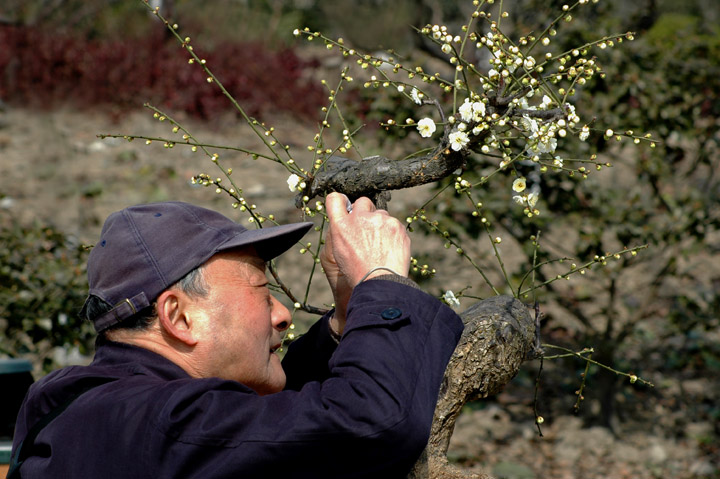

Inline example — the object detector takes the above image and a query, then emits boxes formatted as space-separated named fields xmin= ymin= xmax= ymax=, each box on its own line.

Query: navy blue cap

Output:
xmin=82 ymin=201 xmax=312 ymax=332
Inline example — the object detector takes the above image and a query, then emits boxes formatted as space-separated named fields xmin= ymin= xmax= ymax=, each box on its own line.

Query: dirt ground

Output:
xmin=0 ymin=106 xmax=717 ymax=478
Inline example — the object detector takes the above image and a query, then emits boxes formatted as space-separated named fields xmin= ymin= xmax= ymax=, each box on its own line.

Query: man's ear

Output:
xmin=156 ymin=289 xmax=198 ymax=347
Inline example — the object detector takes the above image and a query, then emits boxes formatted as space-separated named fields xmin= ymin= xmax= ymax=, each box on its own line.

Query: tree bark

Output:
xmin=408 ymin=296 xmax=538 ymax=479
xmin=299 ymin=145 xmax=465 ymax=209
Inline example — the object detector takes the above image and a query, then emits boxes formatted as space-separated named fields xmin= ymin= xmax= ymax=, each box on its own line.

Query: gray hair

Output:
xmin=86 ymin=264 xmax=209 ymax=335
xmin=171 ymin=264 xmax=209 ymax=298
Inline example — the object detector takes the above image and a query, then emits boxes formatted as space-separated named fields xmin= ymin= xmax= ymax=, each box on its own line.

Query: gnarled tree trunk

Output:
xmin=409 ymin=296 xmax=538 ymax=479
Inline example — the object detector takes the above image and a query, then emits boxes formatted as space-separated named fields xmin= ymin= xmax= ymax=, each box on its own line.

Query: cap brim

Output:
xmin=217 ymin=222 xmax=314 ymax=261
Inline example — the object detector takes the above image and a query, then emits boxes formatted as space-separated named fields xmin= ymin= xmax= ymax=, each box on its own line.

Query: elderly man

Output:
xmin=9 ymin=193 xmax=463 ymax=478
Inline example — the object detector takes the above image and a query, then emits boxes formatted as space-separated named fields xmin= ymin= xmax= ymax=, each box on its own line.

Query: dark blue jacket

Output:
xmin=11 ymin=279 xmax=463 ymax=478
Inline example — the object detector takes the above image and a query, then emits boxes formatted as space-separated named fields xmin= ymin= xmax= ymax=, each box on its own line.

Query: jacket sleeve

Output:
xmin=147 ymin=279 xmax=464 ymax=478
xmin=282 ymin=312 xmax=339 ymax=390
xmin=282 ymin=273 xmax=423 ymax=390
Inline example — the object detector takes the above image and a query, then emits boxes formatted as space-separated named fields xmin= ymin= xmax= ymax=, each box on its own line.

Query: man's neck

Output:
xmin=106 ymin=329 xmax=203 ymax=379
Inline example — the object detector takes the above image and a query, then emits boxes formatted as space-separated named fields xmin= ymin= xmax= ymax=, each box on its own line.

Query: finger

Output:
xmin=322 ymin=226 xmax=334 ymax=251
xmin=325 ymin=192 xmax=350 ymax=224
xmin=351 ymin=197 xmax=376 ymax=213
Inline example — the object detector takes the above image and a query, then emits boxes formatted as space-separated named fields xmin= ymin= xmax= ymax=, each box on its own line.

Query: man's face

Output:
xmin=186 ymin=249 xmax=292 ymax=395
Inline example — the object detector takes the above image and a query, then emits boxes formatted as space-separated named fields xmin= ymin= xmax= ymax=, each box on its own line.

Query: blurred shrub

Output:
xmin=2 ymin=0 xmax=321 ymax=46
xmin=171 ymin=0 xmax=311 ymax=48
xmin=0 ymin=212 xmax=94 ymax=374
xmin=0 ymin=25 xmax=324 ymax=119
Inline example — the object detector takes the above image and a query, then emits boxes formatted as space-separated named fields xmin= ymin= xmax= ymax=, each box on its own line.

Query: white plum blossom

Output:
xmin=566 ymin=103 xmax=581 ymax=124
xmin=459 ymin=99 xmax=474 ymax=122
xmin=459 ymin=98 xmax=486 ymax=123
xmin=529 ymin=136 xmax=557 ymax=154
xmin=538 ymin=137 xmax=558 ymax=154
xmin=521 ymin=115 xmax=539 ymax=133
xmin=472 ymin=101 xmax=486 ymax=120
xmin=553 ymin=156 xmax=564 ymax=168
xmin=540 ymin=95 xmax=552 ymax=109
xmin=410 ymin=88 xmax=424 ymax=105
xmin=287 ymin=174 xmax=301 ymax=192
xmin=579 ymin=125 xmax=590 ymax=141
xmin=488 ymin=68 xmax=499 ymax=79
xmin=417 ymin=118 xmax=436 ymax=138
xmin=512 ymin=177 xmax=527 ymax=193
xmin=449 ymin=130 xmax=470 ymax=151
xmin=443 ymin=290 xmax=461 ymax=308
xmin=525 ymin=125 xmax=558 ymax=155
xmin=527 ymin=191 xmax=539 ymax=208
xmin=513 ymin=191 xmax=540 ymax=209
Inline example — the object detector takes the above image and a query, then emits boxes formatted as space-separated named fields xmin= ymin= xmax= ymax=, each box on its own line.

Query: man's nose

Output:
xmin=271 ymin=295 xmax=292 ymax=331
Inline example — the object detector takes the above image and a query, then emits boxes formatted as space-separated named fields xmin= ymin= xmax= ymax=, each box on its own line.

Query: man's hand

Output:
xmin=320 ymin=193 xmax=411 ymax=334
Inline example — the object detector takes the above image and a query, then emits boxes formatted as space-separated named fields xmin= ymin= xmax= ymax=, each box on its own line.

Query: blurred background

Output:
xmin=0 ymin=1 xmax=718 ymax=478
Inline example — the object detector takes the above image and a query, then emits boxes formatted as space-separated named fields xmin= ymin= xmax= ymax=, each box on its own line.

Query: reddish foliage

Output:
xmin=0 ymin=25 xmax=324 ymax=119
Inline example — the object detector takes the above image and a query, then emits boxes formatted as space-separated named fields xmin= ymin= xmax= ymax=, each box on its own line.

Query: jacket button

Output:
xmin=381 ymin=308 xmax=402 ymax=320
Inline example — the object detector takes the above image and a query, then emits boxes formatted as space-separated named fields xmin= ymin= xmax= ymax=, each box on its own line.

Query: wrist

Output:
xmin=362 ymin=273 xmax=421 ymax=290
xmin=358 ymin=266 xmax=404 ymax=283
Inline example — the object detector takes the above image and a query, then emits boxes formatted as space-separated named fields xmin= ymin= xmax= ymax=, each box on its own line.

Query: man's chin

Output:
xmin=254 ymin=371 xmax=286 ymax=396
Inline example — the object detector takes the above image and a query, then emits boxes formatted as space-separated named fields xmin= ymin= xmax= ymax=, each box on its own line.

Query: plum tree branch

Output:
xmin=296 ymin=97 xmax=566 ymax=208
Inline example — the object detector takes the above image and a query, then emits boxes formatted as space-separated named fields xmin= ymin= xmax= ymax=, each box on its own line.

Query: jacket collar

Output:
xmin=89 ymin=338 xmax=192 ymax=381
